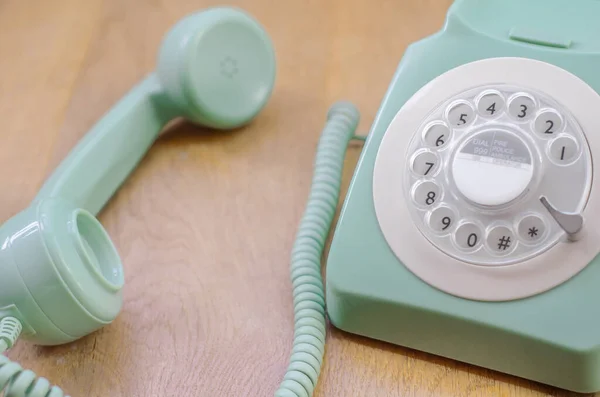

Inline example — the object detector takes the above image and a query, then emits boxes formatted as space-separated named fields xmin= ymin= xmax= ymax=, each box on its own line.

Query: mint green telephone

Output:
xmin=1 ymin=0 xmax=600 ymax=396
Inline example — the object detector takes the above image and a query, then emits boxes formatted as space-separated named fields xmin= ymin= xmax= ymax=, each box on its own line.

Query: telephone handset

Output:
xmin=0 ymin=7 xmax=278 ymax=347
xmin=327 ymin=0 xmax=600 ymax=393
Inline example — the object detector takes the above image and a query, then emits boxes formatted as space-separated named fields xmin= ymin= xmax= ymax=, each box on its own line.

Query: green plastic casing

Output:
xmin=0 ymin=7 xmax=275 ymax=346
xmin=326 ymin=0 xmax=600 ymax=393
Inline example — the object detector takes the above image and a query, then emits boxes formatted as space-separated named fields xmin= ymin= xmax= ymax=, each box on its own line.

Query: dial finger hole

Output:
xmin=508 ymin=93 xmax=536 ymax=121
xmin=517 ymin=214 xmax=546 ymax=244
xmin=447 ymin=101 xmax=475 ymax=128
xmin=534 ymin=109 xmax=563 ymax=137
xmin=412 ymin=181 xmax=442 ymax=208
xmin=477 ymin=90 xmax=505 ymax=118
xmin=486 ymin=225 xmax=516 ymax=255
xmin=423 ymin=122 xmax=451 ymax=148
xmin=411 ymin=151 xmax=439 ymax=177
xmin=454 ymin=222 xmax=483 ymax=251
xmin=549 ymin=135 xmax=579 ymax=165
xmin=428 ymin=206 xmax=456 ymax=234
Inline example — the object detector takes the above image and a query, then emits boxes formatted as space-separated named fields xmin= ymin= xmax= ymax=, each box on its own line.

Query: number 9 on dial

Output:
xmin=428 ymin=206 xmax=456 ymax=233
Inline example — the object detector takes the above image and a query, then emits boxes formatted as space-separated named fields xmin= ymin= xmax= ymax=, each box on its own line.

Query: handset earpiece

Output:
xmin=0 ymin=7 xmax=275 ymax=347
xmin=157 ymin=7 xmax=276 ymax=129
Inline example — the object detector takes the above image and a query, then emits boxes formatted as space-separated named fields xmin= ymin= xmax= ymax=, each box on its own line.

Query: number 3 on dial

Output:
xmin=509 ymin=95 xmax=535 ymax=120
xmin=518 ymin=104 xmax=528 ymax=118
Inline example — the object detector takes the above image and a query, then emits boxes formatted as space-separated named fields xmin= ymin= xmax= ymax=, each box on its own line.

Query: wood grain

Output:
xmin=0 ymin=0 xmax=591 ymax=396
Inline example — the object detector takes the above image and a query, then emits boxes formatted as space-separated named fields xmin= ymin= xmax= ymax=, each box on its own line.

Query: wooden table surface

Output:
xmin=0 ymin=0 xmax=589 ymax=396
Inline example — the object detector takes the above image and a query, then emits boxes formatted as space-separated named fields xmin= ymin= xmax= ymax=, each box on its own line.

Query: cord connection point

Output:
xmin=0 ymin=317 xmax=22 ymax=351
xmin=1 ymin=317 xmax=70 ymax=397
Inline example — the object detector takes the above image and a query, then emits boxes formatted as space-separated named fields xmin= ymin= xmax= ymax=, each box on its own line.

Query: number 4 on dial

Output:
xmin=477 ymin=93 xmax=504 ymax=118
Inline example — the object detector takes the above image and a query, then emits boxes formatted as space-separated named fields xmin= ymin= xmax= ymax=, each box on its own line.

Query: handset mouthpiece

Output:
xmin=0 ymin=198 xmax=123 ymax=345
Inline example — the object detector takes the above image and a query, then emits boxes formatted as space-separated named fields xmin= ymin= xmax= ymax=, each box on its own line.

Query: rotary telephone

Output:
xmin=2 ymin=0 xmax=600 ymax=396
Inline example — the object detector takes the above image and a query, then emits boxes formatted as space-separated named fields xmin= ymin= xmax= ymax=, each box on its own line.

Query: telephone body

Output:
xmin=326 ymin=0 xmax=600 ymax=392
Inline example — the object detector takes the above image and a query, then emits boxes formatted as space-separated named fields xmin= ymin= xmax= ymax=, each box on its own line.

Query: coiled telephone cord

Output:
xmin=0 ymin=317 xmax=69 ymax=397
xmin=274 ymin=102 xmax=360 ymax=397
xmin=0 ymin=102 xmax=361 ymax=397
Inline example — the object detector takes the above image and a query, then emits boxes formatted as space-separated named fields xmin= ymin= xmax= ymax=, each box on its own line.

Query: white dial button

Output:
xmin=549 ymin=135 xmax=579 ymax=164
xmin=477 ymin=91 xmax=505 ymax=118
xmin=508 ymin=94 xmax=536 ymax=121
xmin=451 ymin=130 xmax=533 ymax=206
xmin=428 ymin=206 xmax=456 ymax=233
xmin=411 ymin=151 xmax=439 ymax=176
xmin=413 ymin=181 xmax=441 ymax=208
xmin=517 ymin=214 xmax=546 ymax=243
xmin=486 ymin=226 xmax=515 ymax=254
xmin=423 ymin=123 xmax=451 ymax=148
xmin=447 ymin=102 xmax=475 ymax=127
xmin=454 ymin=222 xmax=482 ymax=250
xmin=534 ymin=110 xmax=563 ymax=137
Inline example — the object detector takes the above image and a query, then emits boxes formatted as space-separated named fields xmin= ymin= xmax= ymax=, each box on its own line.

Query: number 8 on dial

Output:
xmin=414 ymin=181 xmax=441 ymax=208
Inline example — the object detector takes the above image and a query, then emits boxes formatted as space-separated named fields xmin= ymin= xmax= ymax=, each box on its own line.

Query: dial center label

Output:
xmin=458 ymin=129 xmax=531 ymax=168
